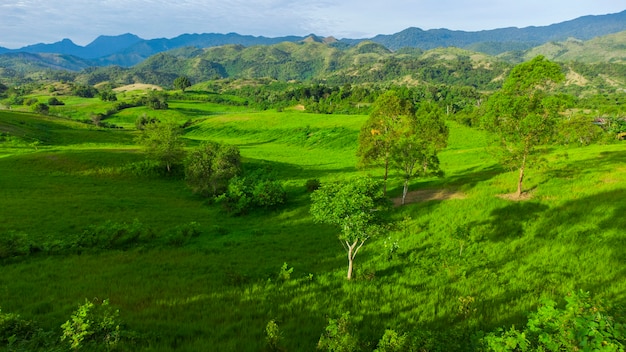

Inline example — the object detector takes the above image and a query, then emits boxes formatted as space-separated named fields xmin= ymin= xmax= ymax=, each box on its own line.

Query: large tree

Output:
xmin=185 ymin=141 xmax=242 ymax=197
xmin=481 ymin=56 xmax=565 ymax=198
xmin=391 ymin=101 xmax=449 ymax=205
xmin=356 ymin=91 xmax=414 ymax=195
xmin=310 ymin=177 xmax=389 ymax=280
xmin=136 ymin=121 xmax=186 ymax=173
xmin=173 ymin=76 xmax=192 ymax=92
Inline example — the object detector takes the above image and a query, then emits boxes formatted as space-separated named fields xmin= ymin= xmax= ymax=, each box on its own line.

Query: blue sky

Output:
xmin=1 ymin=0 xmax=624 ymax=48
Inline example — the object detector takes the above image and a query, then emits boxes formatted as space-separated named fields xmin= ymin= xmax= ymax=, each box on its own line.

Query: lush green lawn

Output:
xmin=1 ymin=105 xmax=625 ymax=351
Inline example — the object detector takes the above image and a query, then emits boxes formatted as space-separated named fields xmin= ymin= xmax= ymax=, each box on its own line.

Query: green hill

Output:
xmin=501 ymin=30 xmax=626 ymax=63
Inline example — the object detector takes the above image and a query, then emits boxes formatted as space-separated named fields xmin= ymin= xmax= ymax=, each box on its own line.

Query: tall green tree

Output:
xmin=391 ymin=101 xmax=449 ymax=205
xmin=136 ymin=121 xmax=186 ymax=173
xmin=173 ymin=76 xmax=192 ymax=92
xmin=185 ymin=141 xmax=242 ymax=197
xmin=481 ymin=56 xmax=565 ymax=198
xmin=310 ymin=177 xmax=389 ymax=280
xmin=356 ymin=91 xmax=414 ymax=195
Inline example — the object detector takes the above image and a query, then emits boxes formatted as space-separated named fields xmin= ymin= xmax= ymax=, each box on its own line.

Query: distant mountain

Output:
xmin=2 ymin=9 xmax=625 ymax=68
xmin=358 ymin=10 xmax=626 ymax=52
xmin=0 ymin=52 xmax=94 ymax=73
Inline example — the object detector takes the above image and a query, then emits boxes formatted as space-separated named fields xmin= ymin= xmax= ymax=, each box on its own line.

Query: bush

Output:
xmin=220 ymin=171 xmax=287 ymax=215
xmin=165 ymin=222 xmax=201 ymax=246
xmin=482 ymin=290 xmax=626 ymax=351
xmin=47 ymin=97 xmax=65 ymax=106
xmin=305 ymin=178 xmax=321 ymax=192
xmin=0 ymin=231 xmax=33 ymax=259
xmin=317 ymin=312 xmax=358 ymax=352
xmin=31 ymin=102 xmax=49 ymax=115
xmin=61 ymin=299 xmax=121 ymax=350
xmin=75 ymin=219 xmax=154 ymax=250
xmin=0 ymin=308 xmax=39 ymax=345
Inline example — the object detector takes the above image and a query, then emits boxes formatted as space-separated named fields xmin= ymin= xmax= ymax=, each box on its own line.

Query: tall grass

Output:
xmin=0 ymin=108 xmax=624 ymax=351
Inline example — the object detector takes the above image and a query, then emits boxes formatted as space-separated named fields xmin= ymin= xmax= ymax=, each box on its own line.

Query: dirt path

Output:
xmin=392 ymin=188 xmax=465 ymax=206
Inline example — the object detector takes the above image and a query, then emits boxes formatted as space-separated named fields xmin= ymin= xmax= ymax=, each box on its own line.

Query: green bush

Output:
xmin=165 ymin=222 xmax=201 ymax=246
xmin=305 ymin=178 xmax=321 ymax=192
xmin=219 ymin=169 xmax=287 ymax=215
xmin=61 ymin=299 xmax=121 ymax=350
xmin=75 ymin=219 xmax=154 ymax=250
xmin=483 ymin=290 xmax=626 ymax=351
xmin=317 ymin=312 xmax=359 ymax=352
xmin=0 ymin=308 xmax=39 ymax=345
xmin=0 ymin=231 xmax=33 ymax=259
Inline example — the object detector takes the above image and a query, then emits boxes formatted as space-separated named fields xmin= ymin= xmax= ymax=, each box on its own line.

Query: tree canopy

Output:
xmin=310 ymin=177 xmax=390 ymax=280
xmin=356 ymin=91 xmax=414 ymax=194
xmin=481 ymin=56 xmax=565 ymax=198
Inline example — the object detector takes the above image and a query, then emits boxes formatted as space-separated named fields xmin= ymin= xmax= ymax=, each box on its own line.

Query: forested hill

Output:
xmin=0 ymin=9 xmax=624 ymax=67
xmin=360 ymin=10 xmax=626 ymax=53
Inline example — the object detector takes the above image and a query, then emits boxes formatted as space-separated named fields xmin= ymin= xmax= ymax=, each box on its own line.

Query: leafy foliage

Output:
xmin=184 ymin=141 xmax=242 ymax=197
xmin=219 ymin=169 xmax=287 ymax=215
xmin=317 ymin=312 xmax=359 ymax=352
xmin=61 ymin=299 xmax=121 ymax=350
xmin=483 ymin=290 xmax=625 ymax=351
xmin=310 ymin=176 xmax=389 ymax=279
xmin=481 ymin=56 xmax=565 ymax=197
xmin=136 ymin=121 xmax=186 ymax=173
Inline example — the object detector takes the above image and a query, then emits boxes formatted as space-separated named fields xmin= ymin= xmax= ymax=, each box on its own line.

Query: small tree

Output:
xmin=356 ymin=91 xmax=413 ymax=195
xmin=136 ymin=121 xmax=186 ymax=173
xmin=391 ymin=101 xmax=448 ymax=205
xmin=310 ymin=177 xmax=389 ymax=280
xmin=174 ymin=76 xmax=192 ymax=92
xmin=185 ymin=141 xmax=242 ymax=197
xmin=482 ymin=56 xmax=565 ymax=198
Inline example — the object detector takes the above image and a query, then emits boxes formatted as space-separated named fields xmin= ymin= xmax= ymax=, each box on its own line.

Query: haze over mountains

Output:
xmin=1 ymin=9 xmax=625 ymax=68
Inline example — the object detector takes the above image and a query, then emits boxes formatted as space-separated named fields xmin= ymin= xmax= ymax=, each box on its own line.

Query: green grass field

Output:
xmin=1 ymin=98 xmax=625 ymax=351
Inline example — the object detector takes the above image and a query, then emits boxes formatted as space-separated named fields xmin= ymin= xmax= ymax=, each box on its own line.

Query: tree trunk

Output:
xmin=346 ymin=242 xmax=355 ymax=280
xmin=515 ymin=154 xmax=527 ymax=198
xmin=345 ymin=240 xmax=366 ymax=280
xmin=401 ymin=179 xmax=409 ymax=205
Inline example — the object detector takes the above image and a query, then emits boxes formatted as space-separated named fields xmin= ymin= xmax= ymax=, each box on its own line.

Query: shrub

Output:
xmin=277 ymin=262 xmax=294 ymax=282
xmin=0 ymin=308 xmax=39 ymax=345
xmin=31 ymin=102 xmax=49 ymax=115
xmin=219 ymin=168 xmax=287 ymax=215
xmin=165 ymin=222 xmax=201 ymax=246
xmin=265 ymin=320 xmax=283 ymax=351
xmin=0 ymin=231 xmax=33 ymax=259
xmin=61 ymin=299 xmax=121 ymax=350
xmin=317 ymin=312 xmax=358 ymax=352
xmin=47 ymin=97 xmax=65 ymax=106
xmin=483 ymin=290 xmax=626 ymax=351
xmin=76 ymin=219 xmax=153 ymax=250
xmin=374 ymin=329 xmax=408 ymax=352
xmin=305 ymin=178 xmax=321 ymax=192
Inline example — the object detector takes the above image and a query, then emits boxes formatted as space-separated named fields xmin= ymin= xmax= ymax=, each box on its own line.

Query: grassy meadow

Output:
xmin=1 ymin=93 xmax=625 ymax=351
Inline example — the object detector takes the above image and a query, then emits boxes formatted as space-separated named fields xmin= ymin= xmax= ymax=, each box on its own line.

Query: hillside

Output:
xmin=504 ymin=30 xmax=626 ymax=63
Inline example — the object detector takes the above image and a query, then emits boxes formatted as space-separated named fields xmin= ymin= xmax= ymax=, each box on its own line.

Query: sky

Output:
xmin=1 ymin=0 xmax=625 ymax=49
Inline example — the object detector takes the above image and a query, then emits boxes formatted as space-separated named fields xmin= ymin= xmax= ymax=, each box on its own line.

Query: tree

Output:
xmin=185 ymin=141 xmax=242 ymax=197
xmin=136 ymin=121 xmax=186 ymax=173
xmin=310 ymin=177 xmax=389 ymax=280
xmin=31 ymin=102 xmax=49 ymax=115
xmin=174 ymin=76 xmax=192 ymax=92
xmin=481 ymin=56 xmax=565 ymax=198
xmin=356 ymin=91 xmax=414 ymax=195
xmin=391 ymin=101 xmax=448 ymax=205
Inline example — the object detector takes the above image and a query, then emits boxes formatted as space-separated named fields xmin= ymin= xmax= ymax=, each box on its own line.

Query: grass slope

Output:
xmin=1 ymin=106 xmax=625 ymax=351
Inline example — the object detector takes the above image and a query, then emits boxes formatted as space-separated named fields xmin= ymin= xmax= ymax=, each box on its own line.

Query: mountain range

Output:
xmin=1 ymin=10 xmax=625 ymax=68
